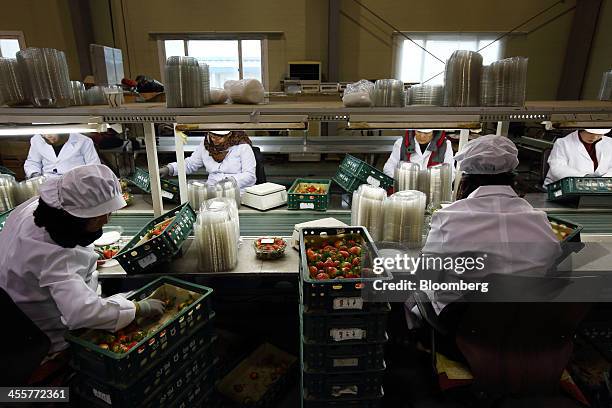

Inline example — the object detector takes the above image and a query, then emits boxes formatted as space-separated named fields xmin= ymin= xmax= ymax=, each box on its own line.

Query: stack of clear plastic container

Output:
xmin=372 ymin=79 xmax=405 ymax=107
xmin=195 ymin=198 xmax=239 ymax=272
xmin=199 ymin=62 xmax=212 ymax=105
xmin=443 ymin=50 xmax=483 ymax=107
xmin=15 ymin=176 xmax=46 ymax=204
xmin=382 ymin=190 xmax=426 ymax=247
xmin=208 ymin=177 xmax=241 ymax=209
xmin=188 ymin=180 xmax=209 ymax=212
xmin=85 ymin=86 xmax=107 ymax=105
xmin=0 ymin=175 xmax=17 ymax=212
xmin=69 ymin=81 xmax=86 ymax=106
xmin=599 ymin=70 xmax=612 ymax=101
xmin=350 ymin=184 xmax=387 ymax=241
xmin=165 ymin=56 xmax=203 ymax=108
xmin=480 ymin=57 xmax=528 ymax=107
xmin=419 ymin=163 xmax=452 ymax=210
xmin=16 ymin=48 xmax=71 ymax=107
xmin=0 ymin=58 xmax=28 ymax=106
xmin=394 ymin=162 xmax=420 ymax=192
xmin=407 ymin=85 xmax=444 ymax=106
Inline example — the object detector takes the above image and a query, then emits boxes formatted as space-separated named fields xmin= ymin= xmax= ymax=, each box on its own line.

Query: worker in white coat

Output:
xmin=160 ymin=130 xmax=256 ymax=191
xmin=415 ymin=135 xmax=562 ymax=316
xmin=0 ymin=165 xmax=165 ymax=365
xmin=383 ymin=129 xmax=455 ymax=179
xmin=544 ymin=129 xmax=612 ymax=186
xmin=24 ymin=133 xmax=101 ymax=179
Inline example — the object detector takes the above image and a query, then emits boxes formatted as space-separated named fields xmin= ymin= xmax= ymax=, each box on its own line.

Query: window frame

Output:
xmin=0 ymin=31 xmax=26 ymax=58
xmin=392 ymin=31 xmax=508 ymax=85
xmin=156 ymin=35 xmax=269 ymax=90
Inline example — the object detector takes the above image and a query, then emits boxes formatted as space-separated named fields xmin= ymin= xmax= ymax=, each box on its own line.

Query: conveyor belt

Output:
xmin=108 ymin=212 xmax=352 ymax=236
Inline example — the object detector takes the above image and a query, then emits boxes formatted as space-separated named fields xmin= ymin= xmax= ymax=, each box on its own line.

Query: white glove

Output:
xmin=159 ymin=166 xmax=170 ymax=178
xmin=135 ymin=299 xmax=166 ymax=319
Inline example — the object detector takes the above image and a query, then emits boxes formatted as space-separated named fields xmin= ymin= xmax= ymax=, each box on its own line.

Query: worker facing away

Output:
xmin=160 ymin=130 xmax=256 ymax=192
xmin=0 ymin=164 xmax=165 ymax=358
xmin=544 ymin=128 xmax=612 ymax=186
xmin=383 ymin=129 xmax=455 ymax=180
xmin=24 ymin=133 xmax=101 ymax=179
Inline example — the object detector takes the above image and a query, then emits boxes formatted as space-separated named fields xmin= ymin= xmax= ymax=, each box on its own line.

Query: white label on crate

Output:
xmin=93 ymin=389 xmax=112 ymax=405
xmin=261 ymin=238 xmax=275 ymax=244
xmin=330 ymin=328 xmax=365 ymax=341
xmin=331 ymin=385 xmax=358 ymax=397
xmin=161 ymin=190 xmax=174 ymax=199
xmin=138 ymin=253 xmax=158 ymax=269
xmin=333 ymin=358 xmax=359 ymax=367
xmin=366 ymin=176 xmax=380 ymax=187
xmin=300 ymin=202 xmax=315 ymax=210
xmin=554 ymin=190 xmax=562 ymax=197
xmin=333 ymin=297 xmax=364 ymax=310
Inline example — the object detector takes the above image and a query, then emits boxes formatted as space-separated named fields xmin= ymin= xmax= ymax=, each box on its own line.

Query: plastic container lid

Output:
xmin=244 ymin=182 xmax=286 ymax=196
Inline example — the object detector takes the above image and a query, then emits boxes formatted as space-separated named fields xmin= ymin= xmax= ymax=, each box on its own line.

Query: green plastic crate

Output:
xmin=0 ymin=166 xmax=15 ymax=177
xmin=339 ymin=155 xmax=393 ymax=190
xmin=127 ymin=167 xmax=181 ymax=203
xmin=115 ymin=203 xmax=196 ymax=274
xmin=548 ymin=215 xmax=582 ymax=243
xmin=288 ymin=179 xmax=331 ymax=211
xmin=0 ymin=209 xmax=13 ymax=231
xmin=332 ymin=168 xmax=365 ymax=194
xmin=547 ymin=177 xmax=612 ymax=201
xmin=65 ymin=276 xmax=214 ymax=384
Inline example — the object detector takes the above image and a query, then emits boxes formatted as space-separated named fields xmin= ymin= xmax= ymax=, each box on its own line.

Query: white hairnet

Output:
xmin=39 ymin=164 xmax=126 ymax=218
xmin=585 ymin=129 xmax=611 ymax=135
xmin=455 ymin=135 xmax=519 ymax=174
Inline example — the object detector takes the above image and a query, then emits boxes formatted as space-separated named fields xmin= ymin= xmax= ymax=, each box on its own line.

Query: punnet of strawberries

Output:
xmin=254 ymin=237 xmax=287 ymax=259
xmin=305 ymin=235 xmax=366 ymax=280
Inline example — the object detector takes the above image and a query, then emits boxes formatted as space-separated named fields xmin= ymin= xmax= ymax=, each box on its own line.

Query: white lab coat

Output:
xmin=544 ymin=131 xmax=612 ymax=185
xmin=167 ymin=142 xmax=256 ymax=191
xmin=0 ymin=198 xmax=135 ymax=353
xmin=383 ymin=138 xmax=455 ymax=179
xmin=420 ymin=185 xmax=562 ymax=314
xmin=24 ymin=133 xmax=101 ymax=178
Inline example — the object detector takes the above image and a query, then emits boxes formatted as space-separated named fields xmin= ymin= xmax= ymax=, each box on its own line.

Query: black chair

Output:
xmin=251 ymin=145 xmax=266 ymax=184
xmin=415 ymin=274 xmax=590 ymax=406
xmin=0 ymin=287 xmax=50 ymax=385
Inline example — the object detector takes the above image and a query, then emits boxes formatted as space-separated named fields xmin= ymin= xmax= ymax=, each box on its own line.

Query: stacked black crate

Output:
xmin=67 ymin=277 xmax=220 ymax=408
xmin=299 ymin=227 xmax=391 ymax=408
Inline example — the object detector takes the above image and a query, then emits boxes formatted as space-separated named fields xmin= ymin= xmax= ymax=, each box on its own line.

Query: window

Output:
xmin=396 ymin=33 xmax=503 ymax=85
xmin=0 ymin=31 xmax=25 ymax=58
xmin=161 ymin=38 xmax=266 ymax=89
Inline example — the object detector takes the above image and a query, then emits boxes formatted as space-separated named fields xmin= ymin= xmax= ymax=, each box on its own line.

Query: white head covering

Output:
xmin=584 ymin=129 xmax=611 ymax=135
xmin=455 ymin=134 xmax=519 ymax=174
xmin=39 ymin=164 xmax=126 ymax=218
xmin=209 ymin=130 xmax=231 ymax=136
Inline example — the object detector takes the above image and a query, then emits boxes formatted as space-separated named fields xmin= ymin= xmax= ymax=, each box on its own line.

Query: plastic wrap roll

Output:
xmin=408 ymin=85 xmax=444 ymax=106
xmin=382 ymin=190 xmax=426 ymax=247
xmin=394 ymin=162 xmax=420 ymax=192
xmin=444 ymin=50 xmax=483 ymax=107
xmin=0 ymin=58 xmax=28 ymax=106
xmin=350 ymin=184 xmax=387 ymax=241
xmin=16 ymin=48 xmax=71 ymax=108
xmin=188 ymin=180 xmax=209 ymax=211
xmin=195 ymin=198 xmax=239 ymax=272
xmin=165 ymin=56 xmax=202 ymax=108
xmin=599 ymin=70 xmax=612 ymax=101
xmin=373 ymin=79 xmax=405 ymax=107
xmin=0 ymin=174 xmax=17 ymax=212
xmin=15 ymin=176 xmax=46 ymax=204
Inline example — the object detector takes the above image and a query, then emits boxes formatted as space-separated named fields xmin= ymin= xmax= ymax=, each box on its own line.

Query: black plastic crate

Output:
xmin=115 ymin=203 xmax=196 ymax=274
xmin=127 ymin=167 xmax=181 ymax=203
xmin=301 ymin=303 xmax=390 ymax=344
xmin=299 ymin=227 xmax=392 ymax=312
xmin=73 ymin=330 xmax=217 ymax=407
xmin=303 ymin=367 xmax=385 ymax=400
xmin=66 ymin=277 xmax=213 ymax=384
xmin=302 ymin=388 xmax=384 ymax=408
xmin=302 ymin=335 xmax=387 ymax=372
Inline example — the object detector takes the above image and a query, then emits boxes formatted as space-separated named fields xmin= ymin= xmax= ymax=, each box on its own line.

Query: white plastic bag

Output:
xmin=210 ymin=87 xmax=229 ymax=104
xmin=342 ymin=79 xmax=375 ymax=107
xmin=223 ymin=79 xmax=265 ymax=104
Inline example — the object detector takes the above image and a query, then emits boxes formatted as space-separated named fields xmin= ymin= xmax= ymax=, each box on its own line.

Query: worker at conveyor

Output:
xmin=383 ymin=129 xmax=455 ymax=179
xmin=544 ymin=128 xmax=612 ymax=186
xmin=418 ymin=135 xmax=562 ymax=315
xmin=24 ymin=133 xmax=101 ymax=178
xmin=0 ymin=165 xmax=165 ymax=380
xmin=159 ymin=130 xmax=257 ymax=191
